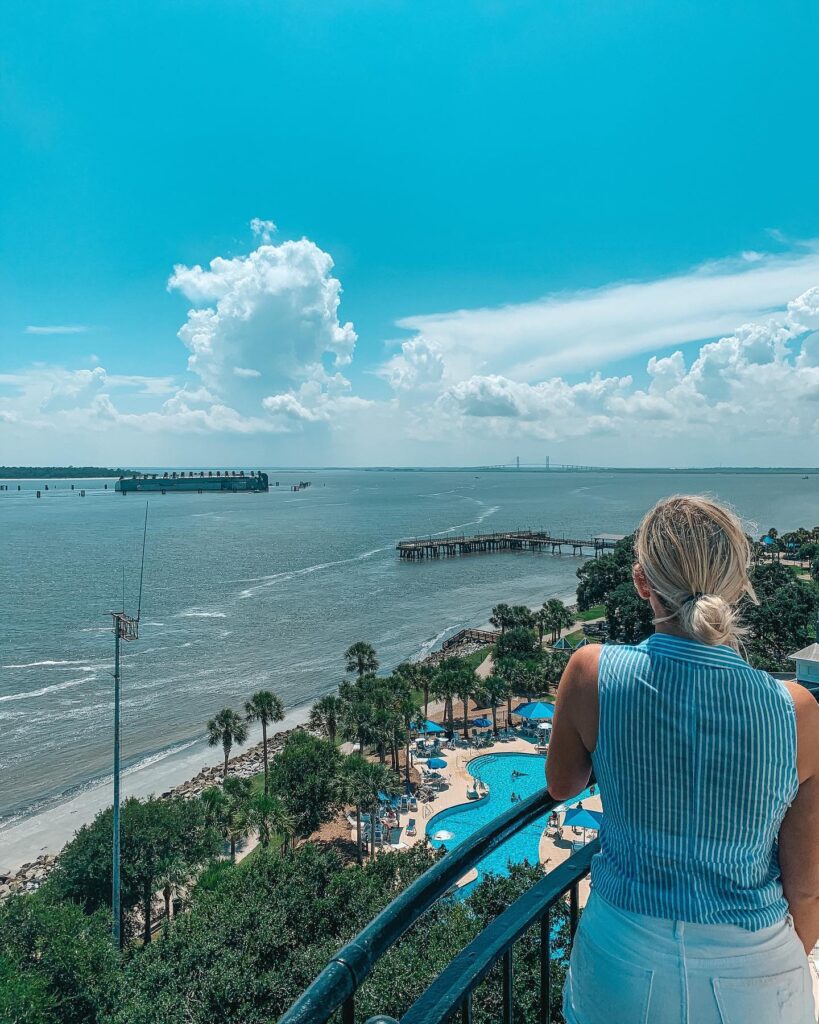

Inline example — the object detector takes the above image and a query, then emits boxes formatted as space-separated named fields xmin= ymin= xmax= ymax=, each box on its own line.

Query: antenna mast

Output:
xmin=108 ymin=502 xmax=148 ymax=949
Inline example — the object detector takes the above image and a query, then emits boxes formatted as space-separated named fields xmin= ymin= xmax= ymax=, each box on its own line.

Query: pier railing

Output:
xmin=396 ymin=530 xmax=622 ymax=560
xmin=278 ymin=784 xmax=595 ymax=1024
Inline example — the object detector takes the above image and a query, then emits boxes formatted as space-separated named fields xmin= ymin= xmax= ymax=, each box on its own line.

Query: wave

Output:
xmin=237 ymin=546 xmax=389 ymax=599
xmin=0 ymin=676 xmax=91 ymax=703
xmin=2 ymin=659 xmax=90 ymax=669
xmin=413 ymin=625 xmax=460 ymax=661
xmin=176 ymin=611 xmax=228 ymax=619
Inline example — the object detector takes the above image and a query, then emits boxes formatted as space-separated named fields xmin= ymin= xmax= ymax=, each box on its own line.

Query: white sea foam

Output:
xmin=176 ymin=611 xmax=228 ymax=618
xmin=414 ymin=626 xmax=459 ymax=662
xmin=0 ymin=677 xmax=90 ymax=703
xmin=2 ymin=659 xmax=89 ymax=669
xmin=237 ymin=546 xmax=388 ymax=599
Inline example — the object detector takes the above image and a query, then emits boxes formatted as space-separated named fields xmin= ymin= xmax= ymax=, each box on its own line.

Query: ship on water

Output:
xmin=116 ymin=470 xmax=269 ymax=493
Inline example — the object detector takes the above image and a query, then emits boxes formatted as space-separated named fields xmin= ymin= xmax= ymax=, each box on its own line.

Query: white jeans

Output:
xmin=563 ymin=892 xmax=816 ymax=1024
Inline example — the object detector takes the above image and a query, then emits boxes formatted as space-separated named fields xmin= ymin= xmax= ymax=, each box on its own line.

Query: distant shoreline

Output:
xmin=0 ymin=467 xmax=130 ymax=479
xmin=4 ymin=465 xmax=818 ymax=477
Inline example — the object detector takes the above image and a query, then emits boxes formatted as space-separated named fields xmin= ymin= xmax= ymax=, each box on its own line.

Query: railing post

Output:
xmin=461 ymin=992 xmax=473 ymax=1024
xmin=502 ymin=948 xmax=513 ymax=1024
xmin=540 ymin=909 xmax=551 ymax=1024
xmin=569 ymin=884 xmax=579 ymax=939
xmin=343 ymin=997 xmax=355 ymax=1024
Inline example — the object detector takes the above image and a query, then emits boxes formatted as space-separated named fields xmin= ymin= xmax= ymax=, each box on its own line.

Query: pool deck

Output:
xmin=352 ymin=732 xmax=601 ymax=900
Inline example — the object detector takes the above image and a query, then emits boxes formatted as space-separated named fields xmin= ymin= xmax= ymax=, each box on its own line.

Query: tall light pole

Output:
xmin=108 ymin=504 xmax=147 ymax=948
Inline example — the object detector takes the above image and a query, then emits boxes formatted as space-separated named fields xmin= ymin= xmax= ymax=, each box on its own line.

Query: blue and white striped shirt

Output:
xmin=591 ymin=633 xmax=798 ymax=931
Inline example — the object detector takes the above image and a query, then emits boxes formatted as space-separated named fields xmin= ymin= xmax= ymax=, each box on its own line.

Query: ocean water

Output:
xmin=1 ymin=468 xmax=816 ymax=864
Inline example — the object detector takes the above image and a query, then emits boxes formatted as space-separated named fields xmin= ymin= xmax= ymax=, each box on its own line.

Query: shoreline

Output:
xmin=0 ymin=622 xmax=503 ymax=895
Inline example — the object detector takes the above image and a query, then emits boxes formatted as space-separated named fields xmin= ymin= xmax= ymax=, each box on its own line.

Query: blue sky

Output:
xmin=3 ymin=1 xmax=819 ymax=466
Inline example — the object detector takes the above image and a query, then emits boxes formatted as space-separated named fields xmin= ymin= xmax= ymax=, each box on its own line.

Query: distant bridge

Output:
xmin=396 ymin=529 xmax=624 ymax=561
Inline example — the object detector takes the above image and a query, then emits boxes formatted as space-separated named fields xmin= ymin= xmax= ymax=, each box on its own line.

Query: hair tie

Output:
xmin=682 ymin=592 xmax=704 ymax=605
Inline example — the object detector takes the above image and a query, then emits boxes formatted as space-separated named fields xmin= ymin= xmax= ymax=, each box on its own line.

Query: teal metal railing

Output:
xmin=278 ymin=783 xmax=594 ymax=1024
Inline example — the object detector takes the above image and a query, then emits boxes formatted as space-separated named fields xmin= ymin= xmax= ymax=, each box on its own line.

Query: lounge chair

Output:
xmin=406 ymin=818 xmax=417 ymax=836
xmin=409 ymin=795 xmax=418 ymax=812
xmin=389 ymin=826 xmax=403 ymax=846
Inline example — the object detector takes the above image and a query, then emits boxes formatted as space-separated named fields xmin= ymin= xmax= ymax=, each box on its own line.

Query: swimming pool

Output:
xmin=426 ymin=752 xmax=589 ymax=895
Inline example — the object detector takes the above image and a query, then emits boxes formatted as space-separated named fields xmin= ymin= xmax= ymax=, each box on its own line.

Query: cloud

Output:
xmin=431 ymin=288 xmax=819 ymax=448
xmin=168 ymin=237 xmax=357 ymax=411
xmin=378 ymin=337 xmax=445 ymax=391
xmin=25 ymin=325 xmax=87 ymax=335
xmin=250 ymin=218 xmax=276 ymax=243
xmin=394 ymin=246 xmax=819 ymax=382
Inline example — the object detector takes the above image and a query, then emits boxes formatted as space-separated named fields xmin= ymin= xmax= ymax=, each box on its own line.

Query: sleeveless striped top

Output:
xmin=591 ymin=633 xmax=799 ymax=931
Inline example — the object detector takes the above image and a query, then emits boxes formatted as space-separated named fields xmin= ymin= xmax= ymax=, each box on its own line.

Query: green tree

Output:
xmin=244 ymin=690 xmax=285 ymax=795
xmin=268 ymin=731 xmax=343 ymax=838
xmin=0 ymin=889 xmax=121 ymax=1024
xmin=743 ymin=561 xmax=818 ymax=669
xmin=206 ymin=707 xmax=249 ymax=778
xmin=157 ymin=855 xmax=190 ymax=921
xmin=344 ymin=641 xmax=379 ymax=678
xmin=202 ymin=777 xmax=252 ymax=863
xmin=495 ymin=625 xmax=540 ymax=660
xmin=50 ymin=796 xmax=217 ymax=946
xmin=476 ymin=672 xmax=509 ymax=736
xmin=489 ymin=603 xmax=513 ymax=633
xmin=508 ymin=605 xmax=536 ymax=629
xmin=309 ymin=692 xmax=341 ymax=745
xmin=355 ymin=760 xmax=400 ymax=860
xmin=542 ymin=598 xmax=574 ymax=643
xmin=575 ymin=535 xmax=634 ymax=610
xmin=432 ymin=660 xmax=462 ymax=731
xmin=339 ymin=677 xmax=376 ymax=754
xmin=249 ymin=792 xmax=294 ymax=854
xmin=605 ymin=580 xmax=654 ymax=644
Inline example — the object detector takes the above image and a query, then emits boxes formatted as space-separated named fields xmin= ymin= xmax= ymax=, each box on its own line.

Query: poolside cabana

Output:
xmin=563 ymin=806 xmax=603 ymax=846
xmin=512 ymin=701 xmax=555 ymax=721
xmin=552 ymin=636 xmax=574 ymax=651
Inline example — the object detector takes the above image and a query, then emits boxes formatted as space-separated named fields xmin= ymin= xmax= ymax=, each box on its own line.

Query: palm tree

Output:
xmin=207 ymin=707 xmax=249 ymax=778
xmin=454 ymin=671 xmax=476 ymax=739
xmin=490 ymin=603 xmax=513 ymax=634
xmin=249 ymin=792 xmax=294 ymax=854
xmin=244 ymin=690 xmax=285 ymax=795
xmin=340 ymin=754 xmax=370 ymax=864
xmin=344 ymin=641 xmax=379 ymax=678
xmin=534 ymin=608 xmax=548 ymax=644
xmin=432 ymin=664 xmax=460 ymax=733
xmin=392 ymin=683 xmax=422 ymax=792
xmin=395 ymin=661 xmax=435 ymax=724
xmin=157 ymin=855 xmax=189 ymax=921
xmin=478 ymin=673 xmax=509 ymax=737
xmin=339 ymin=678 xmax=375 ymax=754
xmin=309 ymin=693 xmax=341 ymax=745
xmin=543 ymin=598 xmax=574 ymax=644
xmin=201 ymin=779 xmax=251 ymax=862
xmin=359 ymin=760 xmax=400 ymax=860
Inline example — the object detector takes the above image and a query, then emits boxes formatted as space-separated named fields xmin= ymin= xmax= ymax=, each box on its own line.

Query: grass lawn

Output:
xmin=574 ymin=604 xmax=605 ymax=621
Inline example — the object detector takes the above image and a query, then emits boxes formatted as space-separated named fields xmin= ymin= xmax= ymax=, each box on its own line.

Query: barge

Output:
xmin=116 ymin=470 xmax=269 ymax=494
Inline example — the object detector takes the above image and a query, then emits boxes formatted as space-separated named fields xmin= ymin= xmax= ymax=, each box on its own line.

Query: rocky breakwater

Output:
xmin=0 ymin=723 xmax=309 ymax=904
xmin=164 ymin=723 xmax=307 ymax=801
xmin=0 ymin=854 xmax=57 ymax=901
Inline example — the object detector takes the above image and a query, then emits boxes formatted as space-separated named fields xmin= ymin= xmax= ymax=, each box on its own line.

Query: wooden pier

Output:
xmin=397 ymin=529 xmax=623 ymax=560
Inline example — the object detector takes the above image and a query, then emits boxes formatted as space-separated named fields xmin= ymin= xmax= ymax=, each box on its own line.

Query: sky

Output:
xmin=3 ymin=1 xmax=819 ymax=468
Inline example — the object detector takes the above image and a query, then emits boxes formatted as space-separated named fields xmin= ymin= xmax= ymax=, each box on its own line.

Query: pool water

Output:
xmin=426 ymin=752 xmax=589 ymax=895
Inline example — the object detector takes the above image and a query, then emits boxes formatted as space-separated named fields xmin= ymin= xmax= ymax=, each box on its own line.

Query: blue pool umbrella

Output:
xmin=552 ymin=636 xmax=574 ymax=651
xmin=472 ymin=716 xmax=492 ymax=728
xmin=415 ymin=719 xmax=445 ymax=734
xmin=512 ymin=701 xmax=555 ymax=721
xmin=426 ymin=757 xmax=448 ymax=769
xmin=563 ymin=807 xmax=603 ymax=830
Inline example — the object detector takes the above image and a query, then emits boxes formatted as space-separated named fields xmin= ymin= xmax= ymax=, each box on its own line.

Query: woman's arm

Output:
xmin=546 ymin=645 xmax=600 ymax=801
xmin=779 ymin=681 xmax=819 ymax=955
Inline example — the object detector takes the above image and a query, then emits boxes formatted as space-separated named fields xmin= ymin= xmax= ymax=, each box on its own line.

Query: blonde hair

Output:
xmin=634 ymin=495 xmax=757 ymax=648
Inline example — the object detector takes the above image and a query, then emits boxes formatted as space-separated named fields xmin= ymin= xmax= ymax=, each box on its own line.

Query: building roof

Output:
xmin=789 ymin=643 xmax=819 ymax=663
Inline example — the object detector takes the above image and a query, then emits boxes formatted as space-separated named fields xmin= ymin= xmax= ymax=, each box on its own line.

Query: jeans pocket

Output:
xmin=569 ymin=928 xmax=654 ymax=1024
xmin=713 ymin=966 xmax=810 ymax=1024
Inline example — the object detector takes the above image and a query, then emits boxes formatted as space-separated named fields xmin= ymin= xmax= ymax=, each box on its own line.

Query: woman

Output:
xmin=548 ymin=496 xmax=819 ymax=1023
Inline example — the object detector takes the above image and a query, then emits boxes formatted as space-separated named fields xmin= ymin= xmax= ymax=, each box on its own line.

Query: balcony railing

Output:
xmin=279 ymin=784 xmax=596 ymax=1024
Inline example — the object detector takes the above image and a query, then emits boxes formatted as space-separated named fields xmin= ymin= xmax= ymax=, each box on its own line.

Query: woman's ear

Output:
xmin=633 ymin=563 xmax=652 ymax=600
